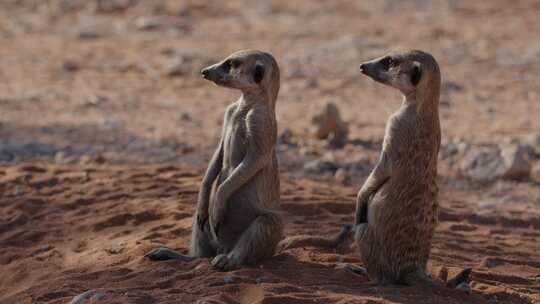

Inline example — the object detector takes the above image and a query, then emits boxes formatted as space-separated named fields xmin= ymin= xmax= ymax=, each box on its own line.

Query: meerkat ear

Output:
xmin=411 ymin=62 xmax=422 ymax=86
xmin=253 ymin=63 xmax=265 ymax=84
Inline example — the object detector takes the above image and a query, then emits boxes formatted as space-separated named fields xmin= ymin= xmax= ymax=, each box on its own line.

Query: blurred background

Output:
xmin=1 ymin=0 xmax=539 ymax=178
xmin=1 ymin=1 xmax=540 ymax=303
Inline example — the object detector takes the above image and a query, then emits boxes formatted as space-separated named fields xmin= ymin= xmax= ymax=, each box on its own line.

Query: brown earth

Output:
xmin=1 ymin=1 xmax=540 ymax=303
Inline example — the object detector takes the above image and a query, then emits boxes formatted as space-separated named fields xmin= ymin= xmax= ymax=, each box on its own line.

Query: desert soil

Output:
xmin=1 ymin=1 xmax=539 ymax=303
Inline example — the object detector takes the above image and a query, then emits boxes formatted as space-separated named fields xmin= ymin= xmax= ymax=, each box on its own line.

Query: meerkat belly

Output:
xmin=211 ymin=120 xmax=261 ymax=243
xmin=367 ymin=181 xmax=390 ymax=227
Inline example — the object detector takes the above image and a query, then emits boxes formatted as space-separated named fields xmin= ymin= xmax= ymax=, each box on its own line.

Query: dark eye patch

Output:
xmin=410 ymin=65 xmax=422 ymax=86
xmin=222 ymin=59 xmax=231 ymax=73
xmin=230 ymin=59 xmax=241 ymax=69
xmin=380 ymin=56 xmax=393 ymax=70
xmin=253 ymin=64 xmax=265 ymax=84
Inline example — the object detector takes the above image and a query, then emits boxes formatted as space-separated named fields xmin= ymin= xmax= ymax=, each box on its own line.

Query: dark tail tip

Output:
xmin=447 ymin=268 xmax=472 ymax=288
xmin=334 ymin=224 xmax=353 ymax=245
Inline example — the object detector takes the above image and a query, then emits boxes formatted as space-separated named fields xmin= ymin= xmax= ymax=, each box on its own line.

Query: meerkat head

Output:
xmin=359 ymin=50 xmax=440 ymax=98
xmin=201 ymin=50 xmax=280 ymax=102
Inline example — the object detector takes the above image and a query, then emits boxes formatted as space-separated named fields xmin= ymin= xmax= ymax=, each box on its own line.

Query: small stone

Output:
xmin=478 ymin=201 xmax=497 ymax=210
xmin=460 ymin=147 xmax=499 ymax=182
xmin=62 ymin=60 xmax=80 ymax=72
xmin=0 ymin=151 xmax=14 ymax=162
xmin=179 ymin=112 xmax=192 ymax=121
xmin=94 ymin=154 xmax=106 ymax=164
xmin=78 ymin=30 xmax=102 ymax=40
xmin=500 ymin=143 xmax=532 ymax=180
xmin=285 ymin=66 xmax=306 ymax=79
xmin=303 ymin=159 xmax=338 ymax=174
xmin=79 ymin=155 xmax=93 ymax=165
xmin=95 ymin=0 xmax=132 ymax=13
xmin=87 ymin=95 xmax=107 ymax=106
xmin=311 ymin=102 xmax=349 ymax=149
xmin=334 ymin=168 xmax=349 ymax=185
xmin=54 ymin=151 xmax=71 ymax=164
xmin=164 ymin=58 xmax=186 ymax=77
xmin=223 ymin=275 xmax=234 ymax=284
xmin=14 ymin=185 xmax=23 ymax=196
xmin=135 ymin=16 xmax=161 ymax=31
xmin=278 ymin=128 xmax=295 ymax=146
xmin=304 ymin=78 xmax=318 ymax=89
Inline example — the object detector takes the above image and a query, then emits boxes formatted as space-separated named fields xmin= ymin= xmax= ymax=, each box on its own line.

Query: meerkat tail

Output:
xmin=402 ymin=267 xmax=472 ymax=288
xmin=277 ymin=224 xmax=352 ymax=252
xmin=446 ymin=268 xmax=472 ymax=288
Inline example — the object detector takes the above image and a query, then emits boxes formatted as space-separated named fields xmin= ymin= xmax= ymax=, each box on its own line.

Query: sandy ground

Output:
xmin=1 ymin=1 xmax=540 ymax=303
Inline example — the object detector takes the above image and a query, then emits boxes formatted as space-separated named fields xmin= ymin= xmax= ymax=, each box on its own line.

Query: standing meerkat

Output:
xmin=350 ymin=49 xmax=470 ymax=286
xmin=146 ymin=50 xmax=283 ymax=270
xmin=145 ymin=50 xmax=352 ymax=268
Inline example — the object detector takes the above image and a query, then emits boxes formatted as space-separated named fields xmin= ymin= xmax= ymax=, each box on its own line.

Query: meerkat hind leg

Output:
xmin=145 ymin=220 xmax=216 ymax=262
xmin=188 ymin=219 xmax=217 ymax=258
xmin=212 ymin=212 xmax=283 ymax=271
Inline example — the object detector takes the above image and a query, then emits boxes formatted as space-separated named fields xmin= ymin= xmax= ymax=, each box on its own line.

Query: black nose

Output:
xmin=201 ymin=68 xmax=210 ymax=78
xmin=359 ymin=64 xmax=366 ymax=71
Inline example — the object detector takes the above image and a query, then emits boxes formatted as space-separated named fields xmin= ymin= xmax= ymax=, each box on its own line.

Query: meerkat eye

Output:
xmin=222 ymin=60 xmax=232 ymax=73
xmin=381 ymin=57 xmax=392 ymax=70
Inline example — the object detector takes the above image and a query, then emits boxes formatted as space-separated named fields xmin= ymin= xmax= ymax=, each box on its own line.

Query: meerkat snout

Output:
xmin=200 ymin=63 xmax=226 ymax=85
xmin=201 ymin=67 xmax=210 ymax=79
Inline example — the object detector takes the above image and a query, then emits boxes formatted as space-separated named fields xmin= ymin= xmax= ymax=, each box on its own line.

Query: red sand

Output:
xmin=1 ymin=164 xmax=539 ymax=303
xmin=1 ymin=1 xmax=540 ymax=303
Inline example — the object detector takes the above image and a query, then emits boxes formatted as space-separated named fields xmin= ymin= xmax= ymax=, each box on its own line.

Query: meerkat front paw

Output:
xmin=211 ymin=254 xmax=240 ymax=271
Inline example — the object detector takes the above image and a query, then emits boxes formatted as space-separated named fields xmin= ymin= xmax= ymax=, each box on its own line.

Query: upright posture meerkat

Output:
xmin=146 ymin=50 xmax=283 ymax=270
xmin=352 ymin=49 xmax=470 ymax=285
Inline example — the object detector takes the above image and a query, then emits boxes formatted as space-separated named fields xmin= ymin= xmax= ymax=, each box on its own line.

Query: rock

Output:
xmin=460 ymin=144 xmax=532 ymax=182
xmin=285 ymin=66 xmax=306 ymax=79
xmin=78 ymin=29 xmax=102 ymax=40
xmin=135 ymin=16 xmax=161 ymax=31
xmin=460 ymin=146 xmax=504 ymax=182
xmin=0 ymin=151 xmax=14 ymax=162
xmin=95 ymin=0 xmax=133 ymax=13
xmin=334 ymin=168 xmax=349 ymax=185
xmin=500 ymin=143 xmax=532 ymax=179
xmin=311 ymin=102 xmax=349 ymax=149
xmin=87 ymin=95 xmax=107 ymax=106
xmin=164 ymin=58 xmax=186 ymax=77
xmin=478 ymin=201 xmax=497 ymax=210
xmin=278 ymin=128 xmax=295 ymax=146
xmin=522 ymin=133 xmax=540 ymax=158
xmin=303 ymin=159 xmax=338 ymax=174
xmin=532 ymin=162 xmax=540 ymax=180
xmin=179 ymin=112 xmax=192 ymax=122
xmin=62 ymin=60 xmax=80 ymax=72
